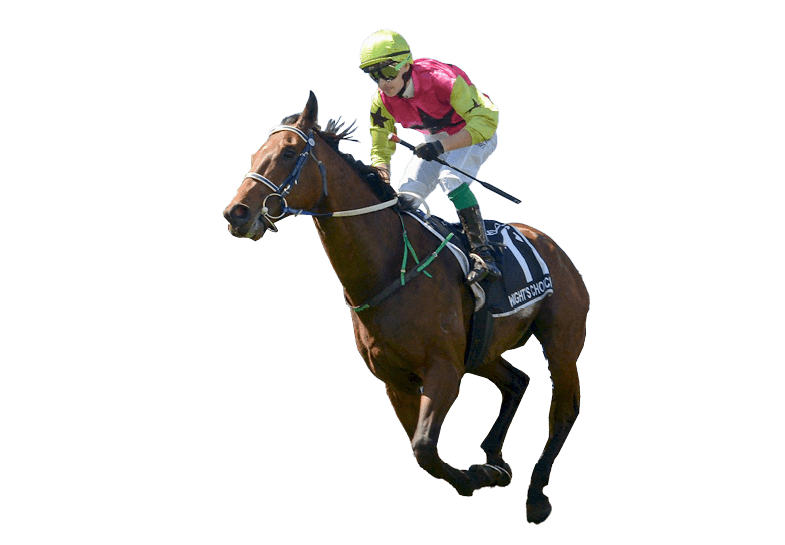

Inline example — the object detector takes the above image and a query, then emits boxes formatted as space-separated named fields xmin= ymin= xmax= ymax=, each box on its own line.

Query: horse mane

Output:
xmin=279 ymin=114 xmax=398 ymax=204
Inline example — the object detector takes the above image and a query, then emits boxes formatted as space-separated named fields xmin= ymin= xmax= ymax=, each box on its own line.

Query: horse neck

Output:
xmin=311 ymin=155 xmax=402 ymax=307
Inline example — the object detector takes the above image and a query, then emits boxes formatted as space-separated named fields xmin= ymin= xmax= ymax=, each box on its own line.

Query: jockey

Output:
xmin=359 ymin=29 xmax=501 ymax=285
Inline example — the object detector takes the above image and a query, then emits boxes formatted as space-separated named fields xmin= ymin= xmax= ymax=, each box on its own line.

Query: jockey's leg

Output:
xmin=435 ymin=135 xmax=500 ymax=284
xmin=396 ymin=152 xmax=441 ymax=212
xmin=450 ymin=183 xmax=501 ymax=284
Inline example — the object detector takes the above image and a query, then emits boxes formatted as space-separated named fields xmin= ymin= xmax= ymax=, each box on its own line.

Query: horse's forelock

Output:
xmin=280 ymin=113 xmax=299 ymax=126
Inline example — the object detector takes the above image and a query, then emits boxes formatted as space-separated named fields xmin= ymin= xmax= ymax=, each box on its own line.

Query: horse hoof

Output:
xmin=468 ymin=463 xmax=513 ymax=488
xmin=457 ymin=487 xmax=475 ymax=497
xmin=490 ymin=462 xmax=512 ymax=487
xmin=526 ymin=494 xmax=552 ymax=524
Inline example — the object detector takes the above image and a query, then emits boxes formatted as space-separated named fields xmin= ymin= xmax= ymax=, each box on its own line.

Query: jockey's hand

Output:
xmin=414 ymin=141 xmax=444 ymax=161
xmin=376 ymin=164 xmax=391 ymax=184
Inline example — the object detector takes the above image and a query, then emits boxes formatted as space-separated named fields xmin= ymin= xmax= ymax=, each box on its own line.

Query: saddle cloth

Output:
xmin=405 ymin=212 xmax=554 ymax=317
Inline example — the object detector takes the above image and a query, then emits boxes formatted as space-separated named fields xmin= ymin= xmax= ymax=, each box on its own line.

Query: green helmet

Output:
xmin=359 ymin=30 xmax=413 ymax=71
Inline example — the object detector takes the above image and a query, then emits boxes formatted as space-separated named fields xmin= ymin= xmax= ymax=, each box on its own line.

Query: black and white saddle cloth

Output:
xmin=406 ymin=212 xmax=554 ymax=317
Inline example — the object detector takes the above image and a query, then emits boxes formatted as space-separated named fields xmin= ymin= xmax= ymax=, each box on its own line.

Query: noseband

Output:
xmin=243 ymin=125 xmax=398 ymax=232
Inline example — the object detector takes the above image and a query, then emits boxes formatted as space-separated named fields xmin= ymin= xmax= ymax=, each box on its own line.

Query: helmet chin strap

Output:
xmin=397 ymin=65 xmax=414 ymax=98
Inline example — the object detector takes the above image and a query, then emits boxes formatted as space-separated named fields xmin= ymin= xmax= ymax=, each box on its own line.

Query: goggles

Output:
xmin=362 ymin=54 xmax=410 ymax=82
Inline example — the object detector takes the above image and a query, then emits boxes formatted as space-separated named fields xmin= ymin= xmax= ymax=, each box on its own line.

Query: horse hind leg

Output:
xmin=468 ymin=357 xmax=530 ymax=487
xmin=527 ymin=322 xmax=584 ymax=524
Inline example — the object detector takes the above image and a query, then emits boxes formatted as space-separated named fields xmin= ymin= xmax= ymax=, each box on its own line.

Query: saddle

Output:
xmin=404 ymin=211 xmax=554 ymax=371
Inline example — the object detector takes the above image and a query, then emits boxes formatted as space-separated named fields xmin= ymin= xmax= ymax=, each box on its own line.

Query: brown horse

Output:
xmin=223 ymin=92 xmax=589 ymax=524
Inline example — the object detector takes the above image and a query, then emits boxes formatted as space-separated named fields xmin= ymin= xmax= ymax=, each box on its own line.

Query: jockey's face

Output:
xmin=378 ymin=64 xmax=409 ymax=97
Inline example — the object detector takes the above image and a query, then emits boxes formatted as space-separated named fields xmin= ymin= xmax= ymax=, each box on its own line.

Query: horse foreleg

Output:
xmin=470 ymin=357 xmax=530 ymax=485
xmin=386 ymin=385 xmax=420 ymax=441
xmin=411 ymin=364 xmax=512 ymax=496
xmin=410 ymin=361 xmax=477 ymax=496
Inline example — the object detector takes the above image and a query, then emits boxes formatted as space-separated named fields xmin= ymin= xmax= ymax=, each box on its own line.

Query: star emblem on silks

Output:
xmin=412 ymin=108 xmax=461 ymax=134
xmin=370 ymin=106 xmax=389 ymax=128
xmin=466 ymin=99 xmax=481 ymax=114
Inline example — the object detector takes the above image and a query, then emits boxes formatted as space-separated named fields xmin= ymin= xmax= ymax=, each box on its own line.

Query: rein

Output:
xmin=243 ymin=125 xmax=398 ymax=232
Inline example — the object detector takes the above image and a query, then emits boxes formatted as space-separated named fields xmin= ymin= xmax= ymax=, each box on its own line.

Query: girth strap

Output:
xmin=350 ymin=213 xmax=454 ymax=312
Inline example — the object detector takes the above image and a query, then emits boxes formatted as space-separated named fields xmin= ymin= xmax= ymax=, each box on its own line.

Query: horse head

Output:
xmin=223 ymin=92 xmax=326 ymax=240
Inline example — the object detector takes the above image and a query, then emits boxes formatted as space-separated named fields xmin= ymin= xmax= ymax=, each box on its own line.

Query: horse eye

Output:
xmin=283 ymin=148 xmax=296 ymax=159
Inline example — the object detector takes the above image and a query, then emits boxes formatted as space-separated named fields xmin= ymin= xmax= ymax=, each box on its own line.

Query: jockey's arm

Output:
xmin=447 ymin=76 xmax=498 ymax=152
xmin=440 ymin=129 xmax=473 ymax=153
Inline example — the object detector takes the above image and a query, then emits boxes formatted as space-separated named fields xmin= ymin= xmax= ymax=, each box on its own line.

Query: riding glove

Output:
xmin=414 ymin=141 xmax=444 ymax=161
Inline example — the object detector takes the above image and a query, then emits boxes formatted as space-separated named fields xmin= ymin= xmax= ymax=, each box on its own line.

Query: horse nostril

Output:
xmin=224 ymin=203 xmax=250 ymax=226
xmin=231 ymin=204 xmax=248 ymax=218
xmin=223 ymin=204 xmax=251 ymax=227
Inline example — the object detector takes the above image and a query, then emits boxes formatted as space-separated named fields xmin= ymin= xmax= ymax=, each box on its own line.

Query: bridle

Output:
xmin=241 ymin=124 xmax=459 ymax=314
xmin=243 ymin=125 xmax=398 ymax=232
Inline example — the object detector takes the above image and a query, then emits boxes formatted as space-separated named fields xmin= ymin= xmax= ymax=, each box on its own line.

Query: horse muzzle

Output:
xmin=223 ymin=202 xmax=277 ymax=240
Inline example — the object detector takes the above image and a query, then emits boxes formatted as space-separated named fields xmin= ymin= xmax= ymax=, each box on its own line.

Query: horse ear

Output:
xmin=299 ymin=91 xmax=318 ymax=128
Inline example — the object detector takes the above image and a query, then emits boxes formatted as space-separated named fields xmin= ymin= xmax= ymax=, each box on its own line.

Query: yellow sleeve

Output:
xmin=450 ymin=76 xmax=499 ymax=144
xmin=369 ymin=93 xmax=397 ymax=166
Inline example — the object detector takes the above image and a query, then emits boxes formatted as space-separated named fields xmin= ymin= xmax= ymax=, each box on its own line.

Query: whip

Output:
xmin=388 ymin=133 xmax=521 ymax=204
